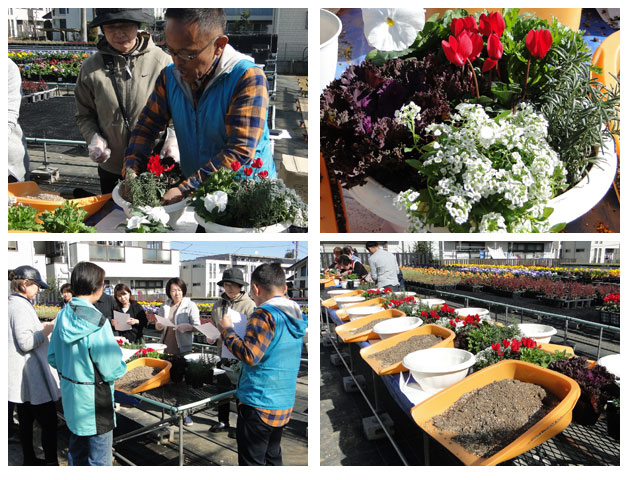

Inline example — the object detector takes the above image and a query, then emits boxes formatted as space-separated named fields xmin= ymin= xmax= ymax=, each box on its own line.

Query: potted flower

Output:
xmin=549 ymin=355 xmax=619 ymax=425
xmin=321 ymin=8 xmax=619 ymax=232
xmin=190 ymin=160 xmax=308 ymax=232
xmin=113 ymin=154 xmax=186 ymax=229
xmin=597 ymin=293 xmax=620 ymax=326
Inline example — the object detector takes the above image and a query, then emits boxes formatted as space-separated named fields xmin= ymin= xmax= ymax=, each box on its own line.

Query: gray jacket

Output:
xmin=8 ymin=58 xmax=29 ymax=181
xmin=74 ymin=32 xmax=172 ymax=175
xmin=8 ymin=294 xmax=60 ymax=404
xmin=158 ymin=297 xmax=200 ymax=355
xmin=368 ymin=249 xmax=400 ymax=288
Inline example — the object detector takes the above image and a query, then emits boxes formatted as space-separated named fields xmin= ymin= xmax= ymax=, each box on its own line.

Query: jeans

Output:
xmin=68 ymin=430 xmax=113 ymax=466
xmin=236 ymin=404 xmax=284 ymax=466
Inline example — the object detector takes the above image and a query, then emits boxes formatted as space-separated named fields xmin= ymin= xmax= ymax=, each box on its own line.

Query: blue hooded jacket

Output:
xmin=48 ymin=297 xmax=127 ymax=436
xmin=237 ymin=297 xmax=307 ymax=410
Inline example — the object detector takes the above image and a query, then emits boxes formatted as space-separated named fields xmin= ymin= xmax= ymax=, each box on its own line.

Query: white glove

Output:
xmin=88 ymin=133 xmax=111 ymax=163
xmin=160 ymin=128 xmax=180 ymax=163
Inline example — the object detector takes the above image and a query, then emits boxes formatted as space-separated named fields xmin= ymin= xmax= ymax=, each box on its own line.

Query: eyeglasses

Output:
xmin=165 ymin=36 xmax=220 ymax=62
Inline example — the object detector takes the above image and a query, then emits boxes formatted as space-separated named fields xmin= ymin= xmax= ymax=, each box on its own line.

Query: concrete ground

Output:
xmin=8 ymin=356 xmax=308 ymax=466
xmin=18 ymin=75 xmax=308 ymax=203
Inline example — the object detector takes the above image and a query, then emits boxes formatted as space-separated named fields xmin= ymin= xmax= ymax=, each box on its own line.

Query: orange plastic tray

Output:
xmin=410 ymin=360 xmax=580 ymax=466
xmin=336 ymin=297 xmax=387 ymax=321
xmin=360 ymin=324 xmax=456 ymax=375
xmin=321 ymin=289 xmax=366 ymax=309
xmin=320 ymin=278 xmax=337 ymax=288
xmin=335 ymin=309 xmax=404 ymax=343
xmin=538 ymin=342 xmax=575 ymax=356
xmin=116 ymin=357 xmax=172 ymax=394
xmin=9 ymin=181 xmax=111 ymax=221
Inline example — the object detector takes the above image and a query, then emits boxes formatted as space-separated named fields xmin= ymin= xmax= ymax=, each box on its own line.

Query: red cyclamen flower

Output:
xmin=243 ymin=167 xmax=253 ymax=176
xmin=451 ymin=16 xmax=478 ymax=36
xmin=252 ymin=158 xmax=264 ymax=169
xmin=231 ymin=161 xmax=242 ymax=172
xmin=482 ymin=33 xmax=503 ymax=72
xmin=478 ymin=12 xmax=505 ymax=37
xmin=525 ymin=29 xmax=553 ymax=59
xmin=258 ymin=170 xmax=269 ymax=179
xmin=147 ymin=154 xmax=174 ymax=176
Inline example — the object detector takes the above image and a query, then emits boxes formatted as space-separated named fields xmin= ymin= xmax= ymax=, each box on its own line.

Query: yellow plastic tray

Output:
xmin=321 ymin=289 xmax=366 ymax=309
xmin=9 ymin=181 xmax=111 ymax=221
xmin=336 ymin=297 xmax=386 ymax=321
xmin=538 ymin=342 xmax=575 ymax=356
xmin=116 ymin=357 xmax=172 ymax=394
xmin=410 ymin=360 xmax=580 ymax=466
xmin=360 ymin=324 xmax=456 ymax=375
xmin=335 ymin=309 xmax=404 ymax=343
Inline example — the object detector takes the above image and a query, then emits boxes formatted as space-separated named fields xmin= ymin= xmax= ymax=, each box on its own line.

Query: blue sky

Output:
xmin=171 ymin=241 xmax=307 ymax=261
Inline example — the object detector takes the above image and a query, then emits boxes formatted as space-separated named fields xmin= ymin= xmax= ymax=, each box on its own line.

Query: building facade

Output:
xmin=180 ymin=254 xmax=296 ymax=299
xmin=8 ymin=8 xmax=52 ymax=39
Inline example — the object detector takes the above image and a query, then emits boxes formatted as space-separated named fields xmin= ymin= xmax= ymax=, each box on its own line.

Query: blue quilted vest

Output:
xmin=236 ymin=304 xmax=305 ymax=410
xmin=165 ymin=62 xmax=275 ymax=180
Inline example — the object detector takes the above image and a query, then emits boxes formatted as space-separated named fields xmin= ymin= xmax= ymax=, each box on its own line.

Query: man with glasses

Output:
xmin=74 ymin=9 xmax=175 ymax=194
xmin=124 ymin=8 xmax=276 ymax=206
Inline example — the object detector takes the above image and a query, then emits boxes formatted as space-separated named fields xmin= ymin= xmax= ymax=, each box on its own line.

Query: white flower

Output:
xmin=394 ymin=101 xmax=422 ymax=127
xmin=127 ymin=215 xmax=150 ymax=230
xmin=204 ymin=191 xmax=228 ymax=214
xmin=362 ymin=8 xmax=426 ymax=51
xmin=139 ymin=206 xmax=170 ymax=226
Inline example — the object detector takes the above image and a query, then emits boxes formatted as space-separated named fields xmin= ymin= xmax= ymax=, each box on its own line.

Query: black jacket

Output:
xmin=113 ymin=300 xmax=148 ymax=343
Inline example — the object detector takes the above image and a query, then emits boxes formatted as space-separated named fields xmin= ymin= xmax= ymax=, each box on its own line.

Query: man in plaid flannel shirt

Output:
xmin=218 ymin=263 xmax=307 ymax=465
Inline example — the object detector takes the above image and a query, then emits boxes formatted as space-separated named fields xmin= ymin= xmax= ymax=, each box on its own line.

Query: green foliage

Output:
xmin=8 ymin=203 xmax=44 ymax=231
xmin=519 ymin=347 xmax=569 ymax=368
xmin=123 ymin=172 xmax=162 ymax=208
xmin=463 ymin=322 xmax=522 ymax=354
xmin=38 ymin=201 xmax=97 ymax=233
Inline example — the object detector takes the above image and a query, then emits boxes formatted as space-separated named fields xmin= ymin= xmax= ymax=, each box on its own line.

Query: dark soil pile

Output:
xmin=115 ymin=366 xmax=161 ymax=391
xmin=432 ymin=379 xmax=559 ymax=458
xmin=368 ymin=334 xmax=444 ymax=366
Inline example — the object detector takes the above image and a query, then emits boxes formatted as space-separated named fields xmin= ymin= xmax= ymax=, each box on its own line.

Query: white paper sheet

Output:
xmin=155 ymin=314 xmax=176 ymax=328
xmin=113 ymin=311 xmax=131 ymax=331
xmin=194 ymin=322 xmax=221 ymax=341
xmin=221 ymin=308 xmax=248 ymax=360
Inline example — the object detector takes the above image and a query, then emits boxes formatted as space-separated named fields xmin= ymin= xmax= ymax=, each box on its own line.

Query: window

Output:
xmin=300 ymin=265 xmax=307 ymax=276
xmin=143 ymin=248 xmax=171 ymax=264
xmin=134 ymin=280 xmax=164 ymax=289
xmin=58 ymin=8 xmax=68 ymax=14
xmin=89 ymin=244 xmax=125 ymax=262
xmin=146 ymin=242 xmax=162 ymax=249
xmin=576 ymin=248 xmax=586 ymax=253
xmin=8 ymin=241 xmax=18 ymax=251
xmin=193 ymin=283 xmax=201 ymax=286
xmin=512 ymin=243 xmax=544 ymax=253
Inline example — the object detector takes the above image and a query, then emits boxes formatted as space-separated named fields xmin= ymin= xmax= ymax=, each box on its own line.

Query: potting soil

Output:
xmin=115 ymin=366 xmax=161 ymax=391
xmin=367 ymin=334 xmax=444 ymax=366
xmin=347 ymin=318 xmax=386 ymax=335
xmin=432 ymin=379 xmax=558 ymax=458
xmin=22 ymin=193 xmax=66 ymax=201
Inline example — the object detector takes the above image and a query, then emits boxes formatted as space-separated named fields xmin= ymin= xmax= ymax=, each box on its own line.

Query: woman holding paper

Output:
xmin=208 ymin=268 xmax=256 ymax=435
xmin=156 ymin=278 xmax=200 ymax=356
xmin=112 ymin=284 xmax=148 ymax=343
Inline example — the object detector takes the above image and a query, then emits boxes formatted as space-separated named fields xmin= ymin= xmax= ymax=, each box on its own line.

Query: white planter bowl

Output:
xmin=184 ymin=353 xmax=221 ymax=364
xmin=346 ymin=305 xmax=384 ymax=322
xmin=112 ymin=183 xmax=187 ymax=227
xmin=403 ymin=348 xmax=476 ymax=394
xmin=121 ymin=348 xmax=139 ymax=362
xmin=518 ymin=323 xmax=557 ymax=344
xmin=597 ymin=354 xmax=622 ymax=379
xmin=334 ymin=295 xmax=366 ymax=307
xmin=348 ymin=135 xmax=617 ymax=231
xmin=373 ymin=316 xmax=423 ymax=340
xmin=327 ymin=289 xmax=356 ymax=298
xmin=393 ymin=291 xmax=418 ymax=298
xmin=421 ymin=298 xmax=446 ymax=308
xmin=455 ymin=308 xmax=489 ymax=320
xmin=144 ymin=343 xmax=167 ymax=353
xmin=320 ymin=9 xmax=342 ymax=94
xmin=194 ymin=213 xmax=290 ymax=233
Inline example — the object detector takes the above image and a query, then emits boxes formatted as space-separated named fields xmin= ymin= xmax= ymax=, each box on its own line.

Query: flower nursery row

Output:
xmin=9 ymin=50 xmax=93 ymax=63
xmin=321 ymin=9 xmax=619 ymax=232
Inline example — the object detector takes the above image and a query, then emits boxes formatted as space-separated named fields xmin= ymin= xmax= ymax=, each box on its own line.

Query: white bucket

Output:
xmin=320 ymin=9 xmax=342 ymax=94
xmin=373 ymin=316 xmax=423 ymax=340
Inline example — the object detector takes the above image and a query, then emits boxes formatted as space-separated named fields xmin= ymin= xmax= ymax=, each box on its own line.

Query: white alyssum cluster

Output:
xmin=393 ymin=101 xmax=422 ymax=128
xmin=396 ymin=102 xmax=567 ymax=232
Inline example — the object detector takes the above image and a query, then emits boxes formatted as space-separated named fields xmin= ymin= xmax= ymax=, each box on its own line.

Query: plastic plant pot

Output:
xmin=455 ymin=307 xmax=489 ymax=319
xmin=116 ymin=357 xmax=172 ymax=394
xmin=335 ymin=309 xmax=405 ymax=343
xmin=518 ymin=323 xmax=558 ymax=344
xmin=346 ymin=305 xmax=385 ymax=322
xmin=360 ymin=324 xmax=455 ymax=375
xmin=420 ymin=298 xmax=446 ymax=308
xmin=373 ymin=316 xmax=424 ymax=340
xmin=410 ymin=360 xmax=580 ymax=466
xmin=403 ymin=348 xmax=476 ymax=394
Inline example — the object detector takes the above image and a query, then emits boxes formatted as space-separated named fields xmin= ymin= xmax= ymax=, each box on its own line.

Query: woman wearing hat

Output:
xmin=8 ymin=266 xmax=61 ymax=465
xmin=208 ymin=268 xmax=255 ymax=436
xmin=75 ymin=8 xmax=176 ymax=193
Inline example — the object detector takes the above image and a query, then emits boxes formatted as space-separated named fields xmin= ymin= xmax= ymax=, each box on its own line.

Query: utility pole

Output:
xmin=294 ymin=241 xmax=299 ymax=260
xmin=81 ymin=8 xmax=88 ymax=42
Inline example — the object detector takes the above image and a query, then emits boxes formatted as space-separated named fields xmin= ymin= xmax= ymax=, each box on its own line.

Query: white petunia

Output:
xmin=362 ymin=8 xmax=425 ymax=52
xmin=139 ymin=206 xmax=170 ymax=226
xmin=127 ymin=215 xmax=150 ymax=230
xmin=204 ymin=191 xmax=229 ymax=214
